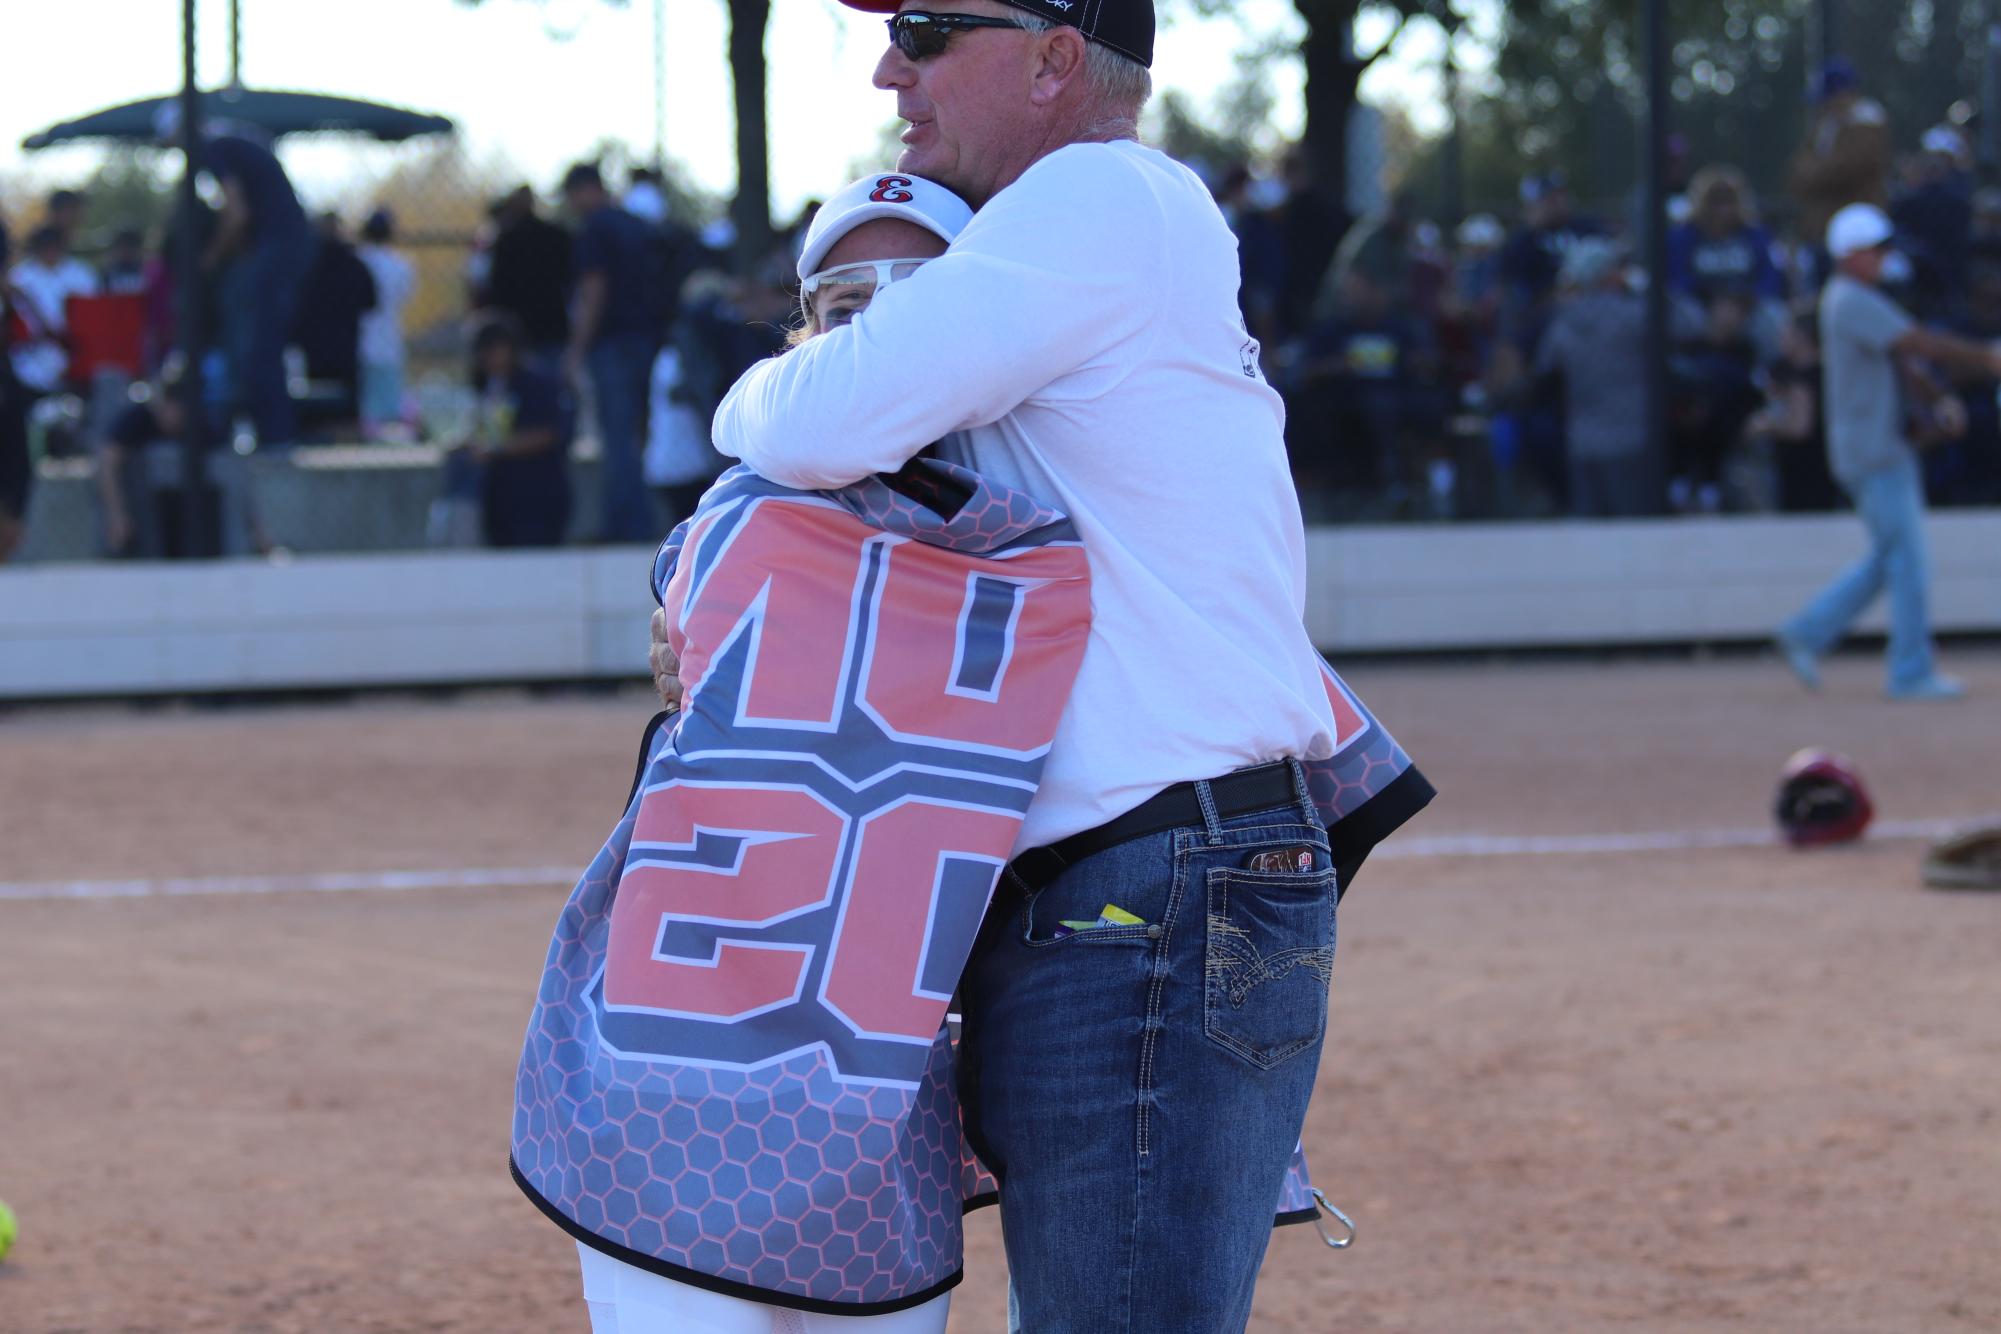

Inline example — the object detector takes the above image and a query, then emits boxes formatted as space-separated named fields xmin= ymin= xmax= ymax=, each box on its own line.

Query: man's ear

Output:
xmin=1027 ymin=27 xmax=1090 ymax=107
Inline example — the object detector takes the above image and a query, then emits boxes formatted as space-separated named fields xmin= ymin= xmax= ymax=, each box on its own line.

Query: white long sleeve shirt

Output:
xmin=713 ymin=140 xmax=1339 ymax=848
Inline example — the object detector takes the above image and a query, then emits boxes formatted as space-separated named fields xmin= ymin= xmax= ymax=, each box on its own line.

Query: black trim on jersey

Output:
xmin=1330 ymin=764 xmax=1435 ymax=902
xmin=1273 ymin=1206 xmax=1320 ymax=1228
xmin=512 ymin=1155 xmax=965 ymax=1318
xmin=624 ymin=710 xmax=674 ymax=810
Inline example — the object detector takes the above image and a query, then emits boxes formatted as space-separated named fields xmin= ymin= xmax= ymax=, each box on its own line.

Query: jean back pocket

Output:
xmin=1203 ymin=866 xmax=1337 ymax=1069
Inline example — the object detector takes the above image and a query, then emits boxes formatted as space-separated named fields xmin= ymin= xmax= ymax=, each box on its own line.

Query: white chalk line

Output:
xmin=1370 ymin=817 xmax=1976 ymax=861
xmin=2 ymin=818 xmax=1991 ymax=904
xmin=0 ymin=866 xmax=578 ymax=903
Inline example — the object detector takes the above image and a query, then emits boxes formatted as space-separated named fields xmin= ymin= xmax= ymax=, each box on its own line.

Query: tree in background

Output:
xmin=1427 ymin=0 xmax=1984 ymax=228
xmin=1176 ymin=0 xmax=1452 ymax=216
xmin=727 ymin=0 xmax=773 ymax=270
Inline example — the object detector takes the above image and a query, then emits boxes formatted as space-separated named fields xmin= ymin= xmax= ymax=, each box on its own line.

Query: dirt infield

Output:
xmin=3 ymin=650 xmax=1999 ymax=1332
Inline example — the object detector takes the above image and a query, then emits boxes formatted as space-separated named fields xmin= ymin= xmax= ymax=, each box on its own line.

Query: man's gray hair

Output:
xmin=1015 ymin=13 xmax=1153 ymax=135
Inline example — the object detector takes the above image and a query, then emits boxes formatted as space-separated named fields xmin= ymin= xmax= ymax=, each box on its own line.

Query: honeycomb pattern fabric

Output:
xmin=522 ymin=461 xmax=1427 ymax=1314
xmin=518 ymin=462 xmax=1092 ymax=1314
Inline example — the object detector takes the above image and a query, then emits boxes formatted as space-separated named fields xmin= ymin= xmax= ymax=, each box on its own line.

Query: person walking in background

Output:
xmin=1777 ymin=204 xmax=2001 ymax=701
xmin=560 ymin=163 xmax=657 ymax=544
xmin=480 ymin=186 xmax=572 ymax=368
xmin=1532 ymin=237 xmax=1661 ymax=518
xmin=357 ymin=208 xmax=415 ymax=438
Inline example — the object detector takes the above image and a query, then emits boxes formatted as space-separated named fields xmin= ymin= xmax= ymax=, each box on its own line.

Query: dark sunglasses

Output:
xmin=886 ymin=11 xmax=1031 ymax=61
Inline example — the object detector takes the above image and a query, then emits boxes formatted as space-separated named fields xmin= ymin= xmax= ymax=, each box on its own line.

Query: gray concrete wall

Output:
xmin=15 ymin=445 xmax=617 ymax=563
xmin=6 ymin=509 xmax=2000 ymax=701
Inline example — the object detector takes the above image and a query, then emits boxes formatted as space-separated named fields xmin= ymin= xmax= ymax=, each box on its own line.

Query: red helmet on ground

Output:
xmin=1774 ymin=748 xmax=1874 ymax=847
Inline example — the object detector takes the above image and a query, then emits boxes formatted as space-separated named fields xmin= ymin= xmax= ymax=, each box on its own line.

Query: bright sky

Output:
xmin=3 ymin=0 xmax=1456 ymax=216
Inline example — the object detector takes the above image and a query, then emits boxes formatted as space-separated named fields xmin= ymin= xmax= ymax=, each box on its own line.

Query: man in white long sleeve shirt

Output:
xmin=709 ymin=4 xmax=1415 ymax=1329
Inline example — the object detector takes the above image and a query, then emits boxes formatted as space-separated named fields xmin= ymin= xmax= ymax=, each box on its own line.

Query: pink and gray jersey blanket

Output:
xmin=512 ymin=461 xmax=1432 ymax=1315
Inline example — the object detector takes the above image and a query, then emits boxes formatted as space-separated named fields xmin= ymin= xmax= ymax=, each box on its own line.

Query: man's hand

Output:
xmin=650 ymin=607 xmax=682 ymax=712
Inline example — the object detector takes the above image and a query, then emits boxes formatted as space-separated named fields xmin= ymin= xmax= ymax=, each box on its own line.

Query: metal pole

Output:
xmin=1807 ymin=0 xmax=1838 ymax=94
xmin=178 ymin=0 xmax=214 ymax=557
xmin=653 ymin=0 xmax=667 ymax=173
xmin=1982 ymin=18 xmax=2001 ymax=182
xmin=1642 ymin=0 xmax=1672 ymax=496
xmin=229 ymin=0 xmax=242 ymax=87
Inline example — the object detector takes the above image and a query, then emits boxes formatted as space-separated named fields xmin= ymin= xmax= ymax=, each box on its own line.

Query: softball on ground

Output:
xmin=0 ymin=1198 xmax=15 ymax=1262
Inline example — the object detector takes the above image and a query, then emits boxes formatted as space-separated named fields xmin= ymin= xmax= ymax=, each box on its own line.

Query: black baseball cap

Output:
xmin=842 ymin=1 xmax=1155 ymax=69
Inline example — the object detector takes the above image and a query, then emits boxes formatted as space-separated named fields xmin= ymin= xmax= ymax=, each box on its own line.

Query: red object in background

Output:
xmin=64 ymin=293 xmax=147 ymax=382
xmin=1774 ymin=748 xmax=1875 ymax=847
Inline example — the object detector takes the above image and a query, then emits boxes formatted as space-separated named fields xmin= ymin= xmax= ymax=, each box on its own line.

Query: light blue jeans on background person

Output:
xmin=958 ymin=763 xmax=1335 ymax=1334
xmin=1782 ymin=453 xmax=1937 ymax=690
xmin=359 ymin=360 xmax=404 ymax=428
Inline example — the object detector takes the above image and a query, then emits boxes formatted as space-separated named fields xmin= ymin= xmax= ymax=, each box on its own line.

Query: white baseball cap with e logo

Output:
xmin=796 ymin=172 xmax=975 ymax=282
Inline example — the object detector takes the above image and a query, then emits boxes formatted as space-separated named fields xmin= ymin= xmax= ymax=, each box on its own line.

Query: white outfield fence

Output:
xmin=2 ymin=511 xmax=1998 ymax=701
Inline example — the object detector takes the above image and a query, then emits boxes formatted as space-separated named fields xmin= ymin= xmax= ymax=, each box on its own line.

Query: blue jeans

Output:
xmin=1783 ymin=455 xmax=1937 ymax=689
xmin=588 ymin=333 xmax=655 ymax=543
xmin=958 ymin=765 xmax=1335 ymax=1333
xmin=220 ymin=236 xmax=311 ymax=449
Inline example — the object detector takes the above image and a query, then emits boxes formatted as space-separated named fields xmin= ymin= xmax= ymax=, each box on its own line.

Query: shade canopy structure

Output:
xmin=22 ymin=88 xmax=455 ymax=150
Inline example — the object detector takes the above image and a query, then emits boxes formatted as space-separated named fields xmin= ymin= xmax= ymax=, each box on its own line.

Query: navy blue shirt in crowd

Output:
xmin=1499 ymin=218 xmax=1605 ymax=309
xmin=482 ymin=365 xmax=573 ymax=547
xmin=1895 ymin=177 xmax=1974 ymax=316
xmin=1667 ymin=224 xmax=1785 ymax=303
xmin=202 ymin=135 xmax=307 ymax=244
xmin=573 ymin=204 xmax=656 ymax=343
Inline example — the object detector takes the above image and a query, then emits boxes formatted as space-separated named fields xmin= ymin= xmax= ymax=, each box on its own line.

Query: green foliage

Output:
xmin=1444 ymin=0 xmax=1984 ymax=221
xmin=77 ymin=150 xmax=182 ymax=246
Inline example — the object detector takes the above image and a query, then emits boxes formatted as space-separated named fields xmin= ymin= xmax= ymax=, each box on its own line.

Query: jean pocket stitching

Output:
xmin=1202 ymin=869 xmax=1336 ymax=1070
xmin=1207 ymin=931 xmax=1337 ymax=1008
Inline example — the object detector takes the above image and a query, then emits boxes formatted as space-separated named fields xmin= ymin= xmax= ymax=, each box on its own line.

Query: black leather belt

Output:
xmin=1006 ymin=760 xmax=1301 ymax=895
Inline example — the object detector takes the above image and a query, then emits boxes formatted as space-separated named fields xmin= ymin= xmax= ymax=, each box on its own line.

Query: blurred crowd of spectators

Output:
xmin=0 ymin=123 xmax=425 ymax=559
xmin=1217 ymin=59 xmax=2001 ymax=521
xmin=0 ymin=129 xmax=790 ymax=560
xmin=5 ymin=56 xmax=2001 ymax=566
